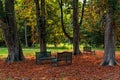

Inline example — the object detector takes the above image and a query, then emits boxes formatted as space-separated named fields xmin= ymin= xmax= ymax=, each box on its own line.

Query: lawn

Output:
xmin=0 ymin=47 xmax=72 ymax=58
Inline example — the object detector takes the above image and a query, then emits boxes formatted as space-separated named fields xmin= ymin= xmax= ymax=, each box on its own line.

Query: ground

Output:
xmin=0 ymin=50 xmax=120 ymax=80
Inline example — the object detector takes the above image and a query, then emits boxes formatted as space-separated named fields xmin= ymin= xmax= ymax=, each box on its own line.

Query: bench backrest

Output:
xmin=36 ymin=51 xmax=51 ymax=58
xmin=83 ymin=47 xmax=91 ymax=52
xmin=57 ymin=52 xmax=72 ymax=61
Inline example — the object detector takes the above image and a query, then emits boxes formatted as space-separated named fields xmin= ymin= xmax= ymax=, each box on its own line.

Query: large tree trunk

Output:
xmin=73 ymin=0 xmax=81 ymax=55
xmin=0 ymin=0 xmax=25 ymax=62
xmin=100 ymin=13 xmax=117 ymax=66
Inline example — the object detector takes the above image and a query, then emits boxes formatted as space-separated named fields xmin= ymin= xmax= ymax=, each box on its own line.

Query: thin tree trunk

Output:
xmin=100 ymin=13 xmax=117 ymax=66
xmin=79 ymin=0 xmax=86 ymax=26
xmin=24 ymin=20 xmax=28 ymax=47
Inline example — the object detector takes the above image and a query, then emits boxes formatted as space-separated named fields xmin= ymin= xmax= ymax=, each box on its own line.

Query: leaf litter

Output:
xmin=0 ymin=50 xmax=120 ymax=80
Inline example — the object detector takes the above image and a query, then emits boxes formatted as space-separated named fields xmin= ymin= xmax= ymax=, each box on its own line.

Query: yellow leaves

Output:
xmin=48 ymin=20 xmax=53 ymax=24
xmin=65 ymin=14 xmax=71 ymax=20
xmin=15 ymin=0 xmax=35 ymax=19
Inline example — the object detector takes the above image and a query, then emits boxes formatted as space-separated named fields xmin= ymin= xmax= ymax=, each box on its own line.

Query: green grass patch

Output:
xmin=0 ymin=48 xmax=8 ymax=55
xmin=0 ymin=44 xmax=105 ymax=58
xmin=0 ymin=47 xmax=72 ymax=58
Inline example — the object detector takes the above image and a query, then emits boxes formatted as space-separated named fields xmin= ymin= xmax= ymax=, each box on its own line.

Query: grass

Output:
xmin=0 ymin=46 xmax=72 ymax=58
xmin=0 ymin=43 xmax=105 ymax=58
xmin=0 ymin=48 xmax=8 ymax=54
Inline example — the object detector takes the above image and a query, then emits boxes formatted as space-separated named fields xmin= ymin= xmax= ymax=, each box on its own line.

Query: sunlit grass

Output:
xmin=0 ymin=44 xmax=73 ymax=58
xmin=0 ymin=43 xmax=105 ymax=58
xmin=0 ymin=48 xmax=8 ymax=55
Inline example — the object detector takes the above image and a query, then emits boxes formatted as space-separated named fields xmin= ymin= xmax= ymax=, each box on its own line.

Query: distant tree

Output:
xmin=15 ymin=0 xmax=36 ymax=47
xmin=0 ymin=0 xmax=25 ymax=62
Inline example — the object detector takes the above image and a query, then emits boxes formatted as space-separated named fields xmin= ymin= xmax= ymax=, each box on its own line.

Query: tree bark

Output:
xmin=100 ymin=13 xmax=117 ymax=66
xmin=73 ymin=0 xmax=81 ymax=55
xmin=40 ymin=0 xmax=46 ymax=52
xmin=0 ymin=0 xmax=25 ymax=62
xmin=34 ymin=0 xmax=46 ymax=52
xmin=24 ymin=20 xmax=28 ymax=47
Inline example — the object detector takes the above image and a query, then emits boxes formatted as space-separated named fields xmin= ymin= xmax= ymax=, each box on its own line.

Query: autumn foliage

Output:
xmin=0 ymin=50 xmax=120 ymax=80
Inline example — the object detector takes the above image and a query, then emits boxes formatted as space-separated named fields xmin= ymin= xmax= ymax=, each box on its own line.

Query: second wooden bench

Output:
xmin=51 ymin=52 xmax=72 ymax=66
xmin=83 ymin=47 xmax=95 ymax=55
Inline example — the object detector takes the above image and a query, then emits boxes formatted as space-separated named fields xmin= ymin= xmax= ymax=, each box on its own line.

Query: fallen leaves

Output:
xmin=0 ymin=50 xmax=120 ymax=80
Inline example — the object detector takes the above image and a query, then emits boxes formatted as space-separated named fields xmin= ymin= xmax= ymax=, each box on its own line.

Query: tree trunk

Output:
xmin=34 ymin=0 xmax=46 ymax=52
xmin=0 ymin=0 xmax=25 ymax=62
xmin=40 ymin=0 xmax=46 ymax=52
xmin=73 ymin=0 xmax=81 ymax=55
xmin=100 ymin=13 xmax=117 ymax=66
xmin=24 ymin=20 xmax=28 ymax=47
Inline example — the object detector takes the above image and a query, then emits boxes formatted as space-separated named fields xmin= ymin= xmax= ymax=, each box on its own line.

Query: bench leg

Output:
xmin=36 ymin=59 xmax=38 ymax=64
xmin=93 ymin=51 xmax=95 ymax=55
xmin=51 ymin=59 xmax=58 ymax=66
xmin=36 ymin=59 xmax=42 ymax=65
xmin=51 ymin=62 xmax=58 ymax=66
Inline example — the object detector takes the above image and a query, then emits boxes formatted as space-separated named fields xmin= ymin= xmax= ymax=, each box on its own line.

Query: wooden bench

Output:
xmin=51 ymin=52 xmax=72 ymax=66
xmin=83 ymin=47 xmax=95 ymax=55
xmin=36 ymin=51 xmax=56 ymax=64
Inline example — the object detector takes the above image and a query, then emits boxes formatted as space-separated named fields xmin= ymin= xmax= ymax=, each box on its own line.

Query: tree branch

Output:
xmin=79 ymin=0 xmax=86 ymax=26
xmin=58 ymin=0 xmax=73 ymax=41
